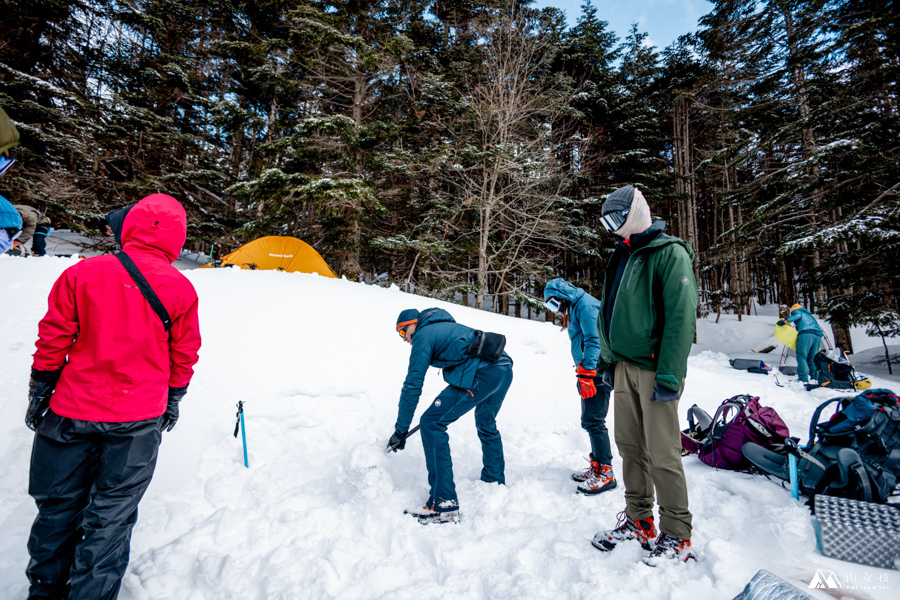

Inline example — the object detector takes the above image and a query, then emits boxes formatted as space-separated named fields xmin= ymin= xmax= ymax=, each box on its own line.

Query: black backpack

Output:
xmin=744 ymin=390 xmax=900 ymax=504
xmin=811 ymin=349 xmax=869 ymax=390
xmin=466 ymin=331 xmax=507 ymax=361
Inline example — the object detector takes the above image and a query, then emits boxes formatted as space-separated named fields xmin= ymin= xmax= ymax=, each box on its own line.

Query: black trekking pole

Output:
xmin=385 ymin=425 xmax=420 ymax=453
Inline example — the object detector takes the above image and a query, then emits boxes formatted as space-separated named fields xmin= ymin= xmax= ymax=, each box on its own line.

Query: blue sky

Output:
xmin=532 ymin=0 xmax=713 ymax=51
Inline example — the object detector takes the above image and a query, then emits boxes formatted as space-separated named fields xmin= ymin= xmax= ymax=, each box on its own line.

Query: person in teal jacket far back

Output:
xmin=779 ymin=304 xmax=824 ymax=384
xmin=388 ymin=307 xmax=513 ymax=525
xmin=543 ymin=278 xmax=617 ymax=496
xmin=0 ymin=193 xmax=23 ymax=253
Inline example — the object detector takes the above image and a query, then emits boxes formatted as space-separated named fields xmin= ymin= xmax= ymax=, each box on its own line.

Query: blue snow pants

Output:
xmin=796 ymin=332 xmax=823 ymax=383
xmin=419 ymin=357 xmax=513 ymax=510
xmin=31 ymin=225 xmax=49 ymax=256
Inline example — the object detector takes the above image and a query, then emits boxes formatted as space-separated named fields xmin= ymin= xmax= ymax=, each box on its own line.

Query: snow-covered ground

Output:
xmin=1 ymin=254 xmax=896 ymax=599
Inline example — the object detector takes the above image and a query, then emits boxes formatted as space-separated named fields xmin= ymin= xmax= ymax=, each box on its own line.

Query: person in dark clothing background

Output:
xmin=31 ymin=215 xmax=51 ymax=256
xmin=25 ymin=194 xmax=201 ymax=600
xmin=389 ymin=308 xmax=513 ymax=524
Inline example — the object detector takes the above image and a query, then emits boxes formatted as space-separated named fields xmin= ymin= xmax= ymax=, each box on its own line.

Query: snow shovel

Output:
xmin=385 ymin=425 xmax=420 ymax=453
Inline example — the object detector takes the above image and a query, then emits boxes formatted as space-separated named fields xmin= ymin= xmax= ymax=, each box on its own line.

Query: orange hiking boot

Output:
xmin=577 ymin=464 xmax=617 ymax=495
xmin=592 ymin=511 xmax=656 ymax=552
xmin=571 ymin=454 xmax=598 ymax=482
xmin=643 ymin=533 xmax=695 ymax=565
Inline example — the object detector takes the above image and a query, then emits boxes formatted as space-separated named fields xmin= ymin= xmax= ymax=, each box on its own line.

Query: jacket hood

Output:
xmin=417 ymin=307 xmax=456 ymax=329
xmin=543 ymin=278 xmax=585 ymax=304
xmin=0 ymin=194 xmax=22 ymax=230
xmin=121 ymin=194 xmax=186 ymax=263
xmin=634 ymin=221 xmax=696 ymax=262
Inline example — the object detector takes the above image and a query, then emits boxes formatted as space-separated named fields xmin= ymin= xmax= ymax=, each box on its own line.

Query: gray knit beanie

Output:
xmin=601 ymin=185 xmax=635 ymax=216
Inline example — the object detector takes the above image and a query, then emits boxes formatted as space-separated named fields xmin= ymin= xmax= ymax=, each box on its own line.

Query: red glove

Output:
xmin=576 ymin=364 xmax=598 ymax=399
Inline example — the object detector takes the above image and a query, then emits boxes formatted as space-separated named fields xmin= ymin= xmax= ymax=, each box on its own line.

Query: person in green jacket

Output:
xmin=0 ymin=106 xmax=20 ymax=178
xmin=590 ymin=185 xmax=698 ymax=565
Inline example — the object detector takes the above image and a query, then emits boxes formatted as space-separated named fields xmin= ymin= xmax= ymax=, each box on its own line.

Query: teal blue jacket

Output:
xmin=395 ymin=308 xmax=493 ymax=431
xmin=786 ymin=307 xmax=823 ymax=335
xmin=0 ymin=194 xmax=22 ymax=230
xmin=543 ymin=278 xmax=601 ymax=370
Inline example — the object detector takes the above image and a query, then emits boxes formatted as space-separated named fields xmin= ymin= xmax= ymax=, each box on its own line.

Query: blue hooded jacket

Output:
xmin=0 ymin=194 xmax=22 ymax=230
xmin=396 ymin=308 xmax=502 ymax=431
xmin=786 ymin=307 xmax=823 ymax=335
xmin=543 ymin=278 xmax=602 ymax=370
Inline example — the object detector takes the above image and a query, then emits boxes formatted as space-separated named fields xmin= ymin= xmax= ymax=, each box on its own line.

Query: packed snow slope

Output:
xmin=0 ymin=255 xmax=895 ymax=600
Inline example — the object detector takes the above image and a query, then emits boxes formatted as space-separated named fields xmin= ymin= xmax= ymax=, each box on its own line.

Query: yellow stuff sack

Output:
xmin=774 ymin=323 xmax=798 ymax=350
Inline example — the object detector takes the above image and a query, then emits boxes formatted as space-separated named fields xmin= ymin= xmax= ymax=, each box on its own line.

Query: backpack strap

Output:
xmin=813 ymin=449 xmax=875 ymax=503
xmin=709 ymin=397 xmax=749 ymax=440
xmin=806 ymin=398 xmax=842 ymax=450
xmin=115 ymin=251 xmax=172 ymax=333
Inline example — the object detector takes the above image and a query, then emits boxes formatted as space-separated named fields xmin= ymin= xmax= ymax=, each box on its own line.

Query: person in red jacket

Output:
xmin=24 ymin=193 xmax=201 ymax=600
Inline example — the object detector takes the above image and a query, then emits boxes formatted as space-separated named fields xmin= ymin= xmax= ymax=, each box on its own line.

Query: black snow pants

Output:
xmin=26 ymin=411 xmax=162 ymax=600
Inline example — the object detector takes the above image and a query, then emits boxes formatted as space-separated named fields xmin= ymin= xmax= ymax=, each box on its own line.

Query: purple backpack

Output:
xmin=681 ymin=395 xmax=790 ymax=470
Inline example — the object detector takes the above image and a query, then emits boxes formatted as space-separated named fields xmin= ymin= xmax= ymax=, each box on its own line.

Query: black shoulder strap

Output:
xmin=115 ymin=251 xmax=172 ymax=332
xmin=807 ymin=398 xmax=842 ymax=450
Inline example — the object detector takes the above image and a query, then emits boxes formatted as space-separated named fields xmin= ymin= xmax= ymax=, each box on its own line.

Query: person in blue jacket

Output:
xmin=543 ymin=279 xmax=617 ymax=495
xmin=388 ymin=308 xmax=513 ymax=524
xmin=778 ymin=303 xmax=824 ymax=384
xmin=0 ymin=193 xmax=23 ymax=254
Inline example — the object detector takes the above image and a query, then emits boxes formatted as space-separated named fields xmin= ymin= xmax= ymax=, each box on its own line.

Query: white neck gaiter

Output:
xmin=616 ymin=188 xmax=652 ymax=240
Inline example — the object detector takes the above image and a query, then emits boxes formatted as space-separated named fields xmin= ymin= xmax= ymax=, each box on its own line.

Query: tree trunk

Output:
xmin=831 ymin=323 xmax=854 ymax=354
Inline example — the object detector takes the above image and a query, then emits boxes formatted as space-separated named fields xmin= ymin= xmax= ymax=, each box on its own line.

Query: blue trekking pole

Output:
xmin=234 ymin=401 xmax=249 ymax=468
xmin=789 ymin=454 xmax=799 ymax=500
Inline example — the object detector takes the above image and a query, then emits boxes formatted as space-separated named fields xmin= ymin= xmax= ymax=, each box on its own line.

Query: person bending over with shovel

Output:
xmin=388 ymin=308 xmax=513 ymax=524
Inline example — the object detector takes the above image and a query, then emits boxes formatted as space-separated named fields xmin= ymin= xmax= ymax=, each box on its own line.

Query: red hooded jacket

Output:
xmin=32 ymin=194 xmax=201 ymax=422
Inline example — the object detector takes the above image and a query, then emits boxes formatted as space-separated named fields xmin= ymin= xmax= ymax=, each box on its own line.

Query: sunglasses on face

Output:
xmin=544 ymin=297 xmax=562 ymax=312
xmin=398 ymin=327 xmax=408 ymax=338
xmin=600 ymin=208 xmax=630 ymax=232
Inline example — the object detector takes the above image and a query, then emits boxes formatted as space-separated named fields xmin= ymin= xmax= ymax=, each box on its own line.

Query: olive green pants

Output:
xmin=613 ymin=361 xmax=692 ymax=540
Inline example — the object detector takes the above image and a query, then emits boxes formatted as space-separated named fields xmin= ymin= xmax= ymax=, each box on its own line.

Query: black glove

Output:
xmin=649 ymin=383 xmax=680 ymax=403
xmin=387 ymin=429 xmax=408 ymax=452
xmin=776 ymin=319 xmax=786 ymax=327
xmin=600 ymin=369 xmax=614 ymax=391
xmin=26 ymin=368 xmax=63 ymax=431
xmin=160 ymin=385 xmax=189 ymax=432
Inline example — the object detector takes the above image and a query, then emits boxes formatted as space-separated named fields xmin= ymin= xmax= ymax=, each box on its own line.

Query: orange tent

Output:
xmin=202 ymin=236 xmax=336 ymax=277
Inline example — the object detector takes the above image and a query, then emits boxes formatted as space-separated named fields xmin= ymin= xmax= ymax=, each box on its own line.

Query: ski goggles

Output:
xmin=600 ymin=208 xmax=630 ymax=233
xmin=544 ymin=297 xmax=562 ymax=313
xmin=396 ymin=319 xmax=417 ymax=337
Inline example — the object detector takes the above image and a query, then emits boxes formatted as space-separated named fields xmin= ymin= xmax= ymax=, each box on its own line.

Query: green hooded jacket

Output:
xmin=0 ymin=107 xmax=20 ymax=155
xmin=597 ymin=223 xmax=698 ymax=392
